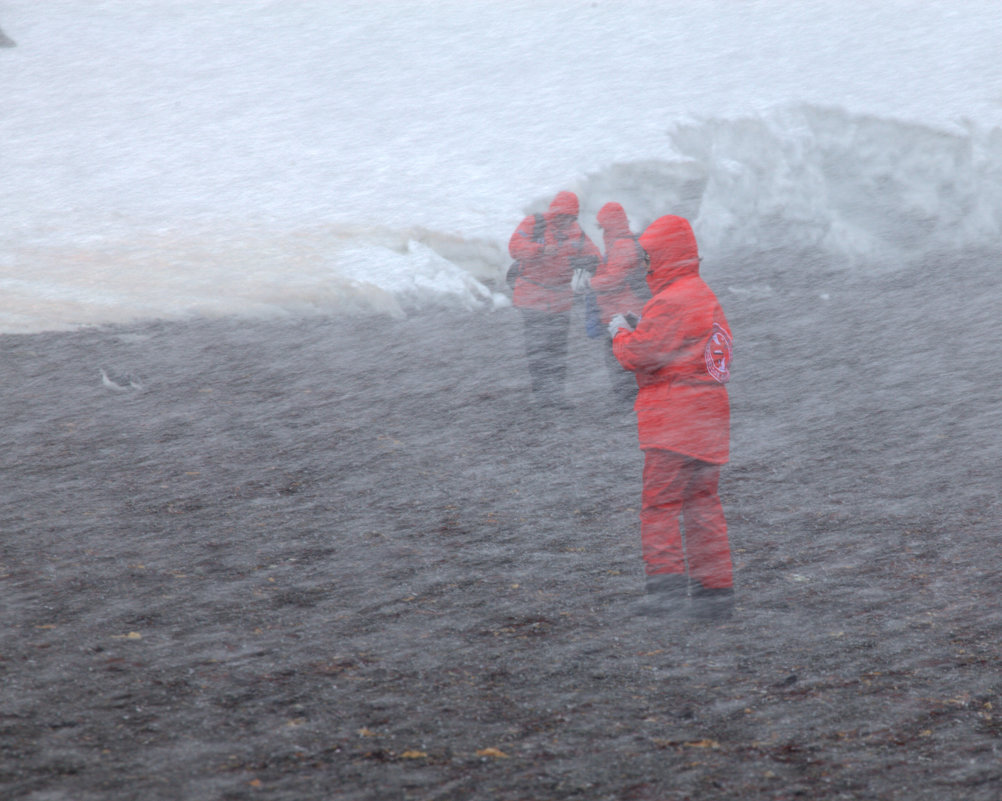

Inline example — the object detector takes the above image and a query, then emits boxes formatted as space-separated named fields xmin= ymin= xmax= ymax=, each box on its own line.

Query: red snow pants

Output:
xmin=640 ymin=449 xmax=733 ymax=589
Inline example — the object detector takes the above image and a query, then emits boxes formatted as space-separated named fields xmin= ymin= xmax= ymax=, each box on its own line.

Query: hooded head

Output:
xmin=638 ymin=215 xmax=700 ymax=294
xmin=596 ymin=202 xmax=632 ymax=249
xmin=548 ymin=191 xmax=579 ymax=227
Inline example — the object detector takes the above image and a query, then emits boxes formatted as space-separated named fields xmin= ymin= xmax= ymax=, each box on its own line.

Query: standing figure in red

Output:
xmin=610 ymin=215 xmax=735 ymax=620
xmin=508 ymin=191 xmax=600 ymax=408
xmin=590 ymin=202 xmax=649 ymax=404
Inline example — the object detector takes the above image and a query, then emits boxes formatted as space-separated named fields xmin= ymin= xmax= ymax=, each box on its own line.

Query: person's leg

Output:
xmin=522 ymin=309 xmax=569 ymax=404
xmin=543 ymin=310 xmax=570 ymax=403
xmin=681 ymin=460 xmax=732 ymax=590
xmin=637 ymin=449 xmax=690 ymax=614
xmin=682 ymin=459 xmax=734 ymax=620
xmin=640 ymin=449 xmax=689 ymax=577
xmin=521 ymin=309 xmax=549 ymax=397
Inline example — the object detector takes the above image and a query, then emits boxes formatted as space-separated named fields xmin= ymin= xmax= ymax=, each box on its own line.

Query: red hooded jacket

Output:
xmin=508 ymin=191 xmax=600 ymax=313
xmin=591 ymin=202 xmax=648 ymax=325
xmin=612 ymin=216 xmax=732 ymax=463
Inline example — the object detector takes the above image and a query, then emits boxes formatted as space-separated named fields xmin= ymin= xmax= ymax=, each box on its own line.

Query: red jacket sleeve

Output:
xmin=612 ymin=293 xmax=687 ymax=374
xmin=592 ymin=238 xmax=639 ymax=292
xmin=508 ymin=215 xmax=544 ymax=262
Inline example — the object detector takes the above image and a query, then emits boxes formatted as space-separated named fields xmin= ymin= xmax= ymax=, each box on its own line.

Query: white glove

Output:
xmin=571 ymin=268 xmax=592 ymax=293
xmin=607 ymin=313 xmax=634 ymax=338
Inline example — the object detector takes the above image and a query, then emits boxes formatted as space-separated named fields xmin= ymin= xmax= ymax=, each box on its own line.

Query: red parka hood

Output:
xmin=548 ymin=191 xmax=580 ymax=218
xmin=596 ymin=202 xmax=632 ymax=250
xmin=638 ymin=215 xmax=699 ymax=294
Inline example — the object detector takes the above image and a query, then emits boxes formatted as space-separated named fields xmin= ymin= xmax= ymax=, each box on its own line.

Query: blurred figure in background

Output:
xmin=508 ymin=191 xmax=600 ymax=408
xmin=589 ymin=202 xmax=649 ymax=404
xmin=610 ymin=215 xmax=735 ymax=621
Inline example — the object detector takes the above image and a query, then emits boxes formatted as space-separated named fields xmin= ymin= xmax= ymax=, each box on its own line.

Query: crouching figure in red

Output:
xmin=610 ymin=215 xmax=734 ymax=620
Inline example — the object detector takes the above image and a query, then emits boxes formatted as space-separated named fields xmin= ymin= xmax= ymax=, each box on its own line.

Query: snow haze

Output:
xmin=2 ymin=1 xmax=1002 ymax=332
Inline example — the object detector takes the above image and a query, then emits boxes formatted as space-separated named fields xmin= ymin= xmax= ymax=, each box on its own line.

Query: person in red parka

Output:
xmin=610 ymin=215 xmax=735 ymax=620
xmin=591 ymin=202 xmax=649 ymax=403
xmin=508 ymin=191 xmax=600 ymax=407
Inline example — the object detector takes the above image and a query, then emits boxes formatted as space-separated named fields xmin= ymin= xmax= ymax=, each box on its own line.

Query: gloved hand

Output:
xmin=571 ymin=268 xmax=592 ymax=293
xmin=607 ymin=313 xmax=635 ymax=338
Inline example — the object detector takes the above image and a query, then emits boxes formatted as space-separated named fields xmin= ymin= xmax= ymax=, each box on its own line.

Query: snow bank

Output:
xmin=0 ymin=224 xmax=507 ymax=333
xmin=3 ymin=108 xmax=1001 ymax=333
xmin=567 ymin=106 xmax=1002 ymax=270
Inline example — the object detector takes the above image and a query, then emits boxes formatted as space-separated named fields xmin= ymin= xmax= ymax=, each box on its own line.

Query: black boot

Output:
xmin=637 ymin=573 xmax=689 ymax=617
xmin=690 ymin=584 xmax=735 ymax=622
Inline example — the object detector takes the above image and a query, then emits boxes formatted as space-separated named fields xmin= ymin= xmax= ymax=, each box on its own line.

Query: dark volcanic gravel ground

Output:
xmin=2 ymin=250 xmax=1002 ymax=800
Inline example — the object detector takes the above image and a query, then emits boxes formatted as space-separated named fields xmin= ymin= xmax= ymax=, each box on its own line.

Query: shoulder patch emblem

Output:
xmin=705 ymin=323 xmax=732 ymax=384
